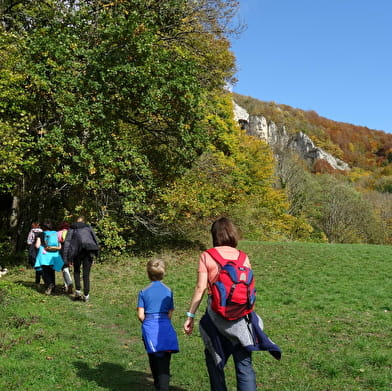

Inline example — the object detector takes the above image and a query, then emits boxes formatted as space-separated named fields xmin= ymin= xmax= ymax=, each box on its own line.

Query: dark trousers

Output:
xmin=41 ymin=265 xmax=55 ymax=288
xmin=35 ymin=270 xmax=43 ymax=284
xmin=28 ymin=247 xmax=41 ymax=283
xmin=205 ymin=346 xmax=256 ymax=391
xmin=73 ymin=251 xmax=93 ymax=296
xmin=148 ymin=352 xmax=172 ymax=391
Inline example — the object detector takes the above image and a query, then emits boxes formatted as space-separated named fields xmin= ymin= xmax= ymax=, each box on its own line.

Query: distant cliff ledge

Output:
xmin=233 ymin=101 xmax=350 ymax=171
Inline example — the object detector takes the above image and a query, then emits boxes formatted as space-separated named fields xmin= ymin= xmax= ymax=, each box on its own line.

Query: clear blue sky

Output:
xmin=230 ymin=0 xmax=392 ymax=133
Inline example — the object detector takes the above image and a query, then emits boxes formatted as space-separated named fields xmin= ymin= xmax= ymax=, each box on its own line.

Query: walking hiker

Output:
xmin=34 ymin=221 xmax=64 ymax=295
xmin=137 ymin=259 xmax=179 ymax=391
xmin=63 ymin=216 xmax=99 ymax=302
xmin=183 ymin=217 xmax=281 ymax=391
xmin=27 ymin=222 xmax=43 ymax=285
xmin=57 ymin=221 xmax=73 ymax=294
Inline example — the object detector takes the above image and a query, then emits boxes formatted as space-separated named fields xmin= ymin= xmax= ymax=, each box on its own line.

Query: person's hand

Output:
xmin=183 ymin=317 xmax=194 ymax=335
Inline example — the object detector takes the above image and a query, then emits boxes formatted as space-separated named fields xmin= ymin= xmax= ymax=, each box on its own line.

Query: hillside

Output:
xmin=232 ymin=92 xmax=392 ymax=244
xmin=233 ymin=92 xmax=392 ymax=173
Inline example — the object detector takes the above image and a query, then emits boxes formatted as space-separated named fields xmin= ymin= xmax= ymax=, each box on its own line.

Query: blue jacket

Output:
xmin=199 ymin=310 xmax=281 ymax=369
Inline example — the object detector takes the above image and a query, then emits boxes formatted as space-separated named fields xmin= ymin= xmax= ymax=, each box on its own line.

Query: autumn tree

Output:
xmin=314 ymin=175 xmax=386 ymax=244
xmin=363 ymin=190 xmax=392 ymax=244
xmin=159 ymin=95 xmax=302 ymax=245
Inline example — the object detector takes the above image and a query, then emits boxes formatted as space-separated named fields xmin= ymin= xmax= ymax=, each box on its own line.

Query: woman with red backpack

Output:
xmin=183 ymin=217 xmax=281 ymax=391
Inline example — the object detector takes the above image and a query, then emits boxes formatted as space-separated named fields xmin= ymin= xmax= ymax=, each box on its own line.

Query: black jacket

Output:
xmin=63 ymin=222 xmax=99 ymax=264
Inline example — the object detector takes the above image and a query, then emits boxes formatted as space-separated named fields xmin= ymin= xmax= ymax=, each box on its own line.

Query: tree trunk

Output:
xmin=9 ymin=194 xmax=20 ymax=252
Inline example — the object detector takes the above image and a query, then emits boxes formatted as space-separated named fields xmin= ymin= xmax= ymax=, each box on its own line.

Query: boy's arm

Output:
xmin=137 ymin=307 xmax=145 ymax=322
xmin=167 ymin=290 xmax=175 ymax=319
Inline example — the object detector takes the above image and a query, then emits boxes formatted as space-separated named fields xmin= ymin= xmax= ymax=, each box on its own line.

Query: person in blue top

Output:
xmin=34 ymin=221 xmax=64 ymax=295
xmin=137 ymin=259 xmax=179 ymax=391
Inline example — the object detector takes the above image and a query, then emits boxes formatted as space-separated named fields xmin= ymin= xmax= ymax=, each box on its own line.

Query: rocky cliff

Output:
xmin=233 ymin=101 xmax=350 ymax=171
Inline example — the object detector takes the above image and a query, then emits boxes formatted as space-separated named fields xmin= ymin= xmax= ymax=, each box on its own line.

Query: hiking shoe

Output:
xmin=73 ymin=290 xmax=82 ymax=301
xmin=45 ymin=283 xmax=54 ymax=295
xmin=65 ymin=284 xmax=73 ymax=294
xmin=83 ymin=294 xmax=90 ymax=302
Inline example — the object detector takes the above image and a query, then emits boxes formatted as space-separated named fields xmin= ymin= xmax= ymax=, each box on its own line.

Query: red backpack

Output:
xmin=207 ymin=248 xmax=256 ymax=320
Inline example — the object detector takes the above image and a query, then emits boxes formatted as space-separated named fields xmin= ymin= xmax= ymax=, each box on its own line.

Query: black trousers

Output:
xmin=73 ymin=251 xmax=93 ymax=296
xmin=35 ymin=270 xmax=43 ymax=284
xmin=41 ymin=265 xmax=55 ymax=287
xmin=148 ymin=352 xmax=172 ymax=391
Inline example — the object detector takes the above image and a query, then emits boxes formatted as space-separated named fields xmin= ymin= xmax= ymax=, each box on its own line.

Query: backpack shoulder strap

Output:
xmin=207 ymin=248 xmax=247 ymax=267
xmin=43 ymin=231 xmax=50 ymax=242
xmin=236 ymin=250 xmax=247 ymax=267
xmin=206 ymin=248 xmax=227 ymax=267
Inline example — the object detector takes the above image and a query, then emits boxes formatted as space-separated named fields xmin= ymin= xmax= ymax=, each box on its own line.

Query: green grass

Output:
xmin=1 ymin=242 xmax=391 ymax=390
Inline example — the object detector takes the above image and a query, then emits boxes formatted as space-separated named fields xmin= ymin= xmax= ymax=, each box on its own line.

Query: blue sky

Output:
xmin=230 ymin=0 xmax=392 ymax=133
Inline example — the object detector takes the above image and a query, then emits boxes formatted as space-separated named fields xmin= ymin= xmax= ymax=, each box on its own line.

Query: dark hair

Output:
xmin=211 ymin=217 xmax=239 ymax=248
xmin=41 ymin=220 xmax=53 ymax=231
xmin=58 ymin=221 xmax=70 ymax=230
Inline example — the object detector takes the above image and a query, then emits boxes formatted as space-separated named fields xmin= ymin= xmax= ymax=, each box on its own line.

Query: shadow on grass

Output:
xmin=14 ymin=280 xmax=68 ymax=296
xmin=74 ymin=361 xmax=187 ymax=391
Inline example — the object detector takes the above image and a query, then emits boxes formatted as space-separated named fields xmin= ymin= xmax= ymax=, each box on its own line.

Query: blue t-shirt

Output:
xmin=137 ymin=281 xmax=174 ymax=314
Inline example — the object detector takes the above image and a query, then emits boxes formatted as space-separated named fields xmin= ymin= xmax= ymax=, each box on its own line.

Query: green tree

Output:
xmin=0 ymin=32 xmax=36 ymax=190
xmin=0 ymin=0 xmax=242 ymax=251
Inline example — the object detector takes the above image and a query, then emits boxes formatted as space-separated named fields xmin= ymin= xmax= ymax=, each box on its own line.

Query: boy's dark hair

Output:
xmin=211 ymin=217 xmax=239 ymax=248
xmin=147 ymin=259 xmax=165 ymax=281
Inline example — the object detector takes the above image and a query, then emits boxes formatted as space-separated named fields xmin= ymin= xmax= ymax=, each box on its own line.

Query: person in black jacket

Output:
xmin=63 ymin=216 xmax=99 ymax=302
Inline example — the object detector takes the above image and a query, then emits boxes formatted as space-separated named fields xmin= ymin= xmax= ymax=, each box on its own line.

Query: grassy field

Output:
xmin=1 ymin=242 xmax=391 ymax=390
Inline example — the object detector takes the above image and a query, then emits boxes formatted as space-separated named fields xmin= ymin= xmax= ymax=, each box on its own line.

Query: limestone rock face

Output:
xmin=233 ymin=102 xmax=249 ymax=123
xmin=233 ymin=101 xmax=350 ymax=171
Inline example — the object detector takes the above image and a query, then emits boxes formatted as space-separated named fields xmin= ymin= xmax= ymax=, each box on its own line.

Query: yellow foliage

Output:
xmin=160 ymin=93 xmax=303 ymax=241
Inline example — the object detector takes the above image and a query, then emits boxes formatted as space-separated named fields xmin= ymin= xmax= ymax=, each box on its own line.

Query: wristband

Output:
xmin=186 ymin=311 xmax=195 ymax=318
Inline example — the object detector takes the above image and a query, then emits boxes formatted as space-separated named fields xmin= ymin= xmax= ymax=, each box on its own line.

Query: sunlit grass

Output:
xmin=1 ymin=242 xmax=391 ymax=390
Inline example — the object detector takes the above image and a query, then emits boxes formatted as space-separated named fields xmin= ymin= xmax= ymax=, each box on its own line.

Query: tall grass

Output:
xmin=1 ymin=242 xmax=391 ymax=390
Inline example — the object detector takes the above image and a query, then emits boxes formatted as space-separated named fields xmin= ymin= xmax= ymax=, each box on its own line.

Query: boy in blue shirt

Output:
xmin=137 ymin=259 xmax=179 ymax=391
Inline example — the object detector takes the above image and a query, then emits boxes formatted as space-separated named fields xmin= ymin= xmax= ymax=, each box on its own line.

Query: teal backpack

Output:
xmin=44 ymin=230 xmax=61 ymax=252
